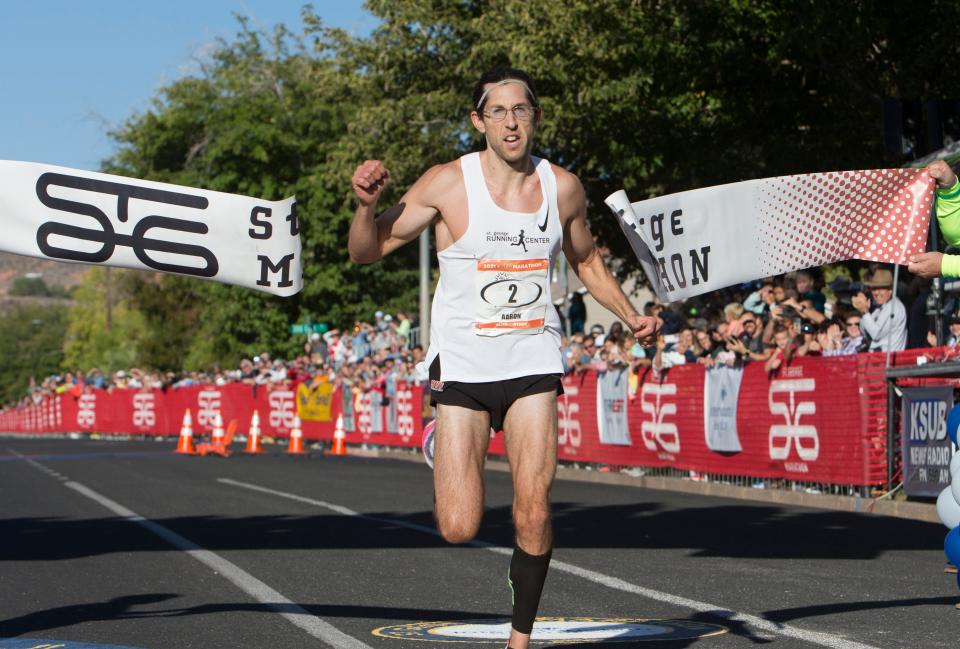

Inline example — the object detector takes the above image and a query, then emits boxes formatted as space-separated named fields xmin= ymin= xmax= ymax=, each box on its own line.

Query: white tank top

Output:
xmin=426 ymin=152 xmax=564 ymax=382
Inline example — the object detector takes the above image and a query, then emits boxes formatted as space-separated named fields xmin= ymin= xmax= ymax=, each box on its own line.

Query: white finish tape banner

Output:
xmin=606 ymin=169 xmax=934 ymax=302
xmin=0 ymin=160 xmax=302 ymax=296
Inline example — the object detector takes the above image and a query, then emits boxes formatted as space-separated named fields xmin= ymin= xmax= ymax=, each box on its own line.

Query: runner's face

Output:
xmin=471 ymin=82 xmax=538 ymax=163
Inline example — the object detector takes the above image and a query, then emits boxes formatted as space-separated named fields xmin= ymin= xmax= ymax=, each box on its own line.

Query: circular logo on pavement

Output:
xmin=372 ymin=617 xmax=727 ymax=643
xmin=0 ymin=640 xmax=146 ymax=649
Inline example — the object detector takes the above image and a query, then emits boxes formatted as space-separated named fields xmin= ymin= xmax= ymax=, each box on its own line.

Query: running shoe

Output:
xmin=422 ymin=419 xmax=436 ymax=469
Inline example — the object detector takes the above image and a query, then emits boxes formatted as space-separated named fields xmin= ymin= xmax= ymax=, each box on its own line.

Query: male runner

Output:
xmin=348 ymin=67 xmax=659 ymax=649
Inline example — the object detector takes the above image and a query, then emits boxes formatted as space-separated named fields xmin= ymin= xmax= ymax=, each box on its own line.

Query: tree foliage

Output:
xmin=57 ymin=0 xmax=960 ymax=372
xmin=62 ymin=268 xmax=145 ymax=373
xmin=0 ymin=303 xmax=68 ymax=403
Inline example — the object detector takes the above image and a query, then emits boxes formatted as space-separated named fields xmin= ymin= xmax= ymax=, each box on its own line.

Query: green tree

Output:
xmin=62 ymin=268 xmax=144 ymax=373
xmin=0 ymin=304 xmax=68 ymax=404
xmin=8 ymin=276 xmax=51 ymax=297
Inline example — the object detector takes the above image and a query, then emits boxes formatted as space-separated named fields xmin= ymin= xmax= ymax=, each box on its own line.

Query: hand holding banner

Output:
xmin=606 ymin=169 xmax=934 ymax=302
xmin=0 ymin=160 xmax=302 ymax=295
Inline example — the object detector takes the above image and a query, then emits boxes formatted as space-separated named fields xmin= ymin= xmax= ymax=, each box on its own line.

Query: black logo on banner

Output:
xmin=35 ymin=173 xmax=219 ymax=277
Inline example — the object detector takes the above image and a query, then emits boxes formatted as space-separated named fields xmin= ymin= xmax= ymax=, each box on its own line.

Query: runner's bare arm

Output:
xmin=348 ymin=161 xmax=446 ymax=264
xmin=559 ymin=171 xmax=659 ymax=342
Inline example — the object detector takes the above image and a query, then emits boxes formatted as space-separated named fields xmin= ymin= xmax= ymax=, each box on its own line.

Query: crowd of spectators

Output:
xmin=20 ymin=310 xmax=423 ymax=408
xmin=17 ymin=264 xmax=960 ymax=408
xmin=561 ymin=264 xmax=958 ymax=384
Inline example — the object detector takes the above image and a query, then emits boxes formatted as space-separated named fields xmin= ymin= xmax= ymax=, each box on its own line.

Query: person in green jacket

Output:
xmin=908 ymin=160 xmax=960 ymax=277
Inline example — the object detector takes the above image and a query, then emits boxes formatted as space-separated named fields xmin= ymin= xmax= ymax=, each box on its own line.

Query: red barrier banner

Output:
xmin=3 ymin=383 xmax=424 ymax=448
xmin=0 ymin=350 xmax=934 ymax=486
xmin=485 ymin=356 xmax=872 ymax=484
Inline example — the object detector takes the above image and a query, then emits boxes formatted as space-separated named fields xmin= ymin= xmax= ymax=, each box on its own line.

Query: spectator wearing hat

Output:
xmin=374 ymin=310 xmax=388 ymax=332
xmin=851 ymin=269 xmax=906 ymax=352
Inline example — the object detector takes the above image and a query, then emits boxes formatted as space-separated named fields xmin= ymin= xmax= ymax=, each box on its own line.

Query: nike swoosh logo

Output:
xmin=537 ymin=204 xmax=550 ymax=232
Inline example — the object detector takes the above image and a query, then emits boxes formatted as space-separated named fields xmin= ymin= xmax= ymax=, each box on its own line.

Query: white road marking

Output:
xmin=219 ymin=477 xmax=883 ymax=649
xmin=7 ymin=447 xmax=68 ymax=481
xmin=15 ymin=454 xmax=373 ymax=649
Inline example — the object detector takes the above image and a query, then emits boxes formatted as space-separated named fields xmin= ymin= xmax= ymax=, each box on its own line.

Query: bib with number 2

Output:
xmin=475 ymin=258 xmax=549 ymax=336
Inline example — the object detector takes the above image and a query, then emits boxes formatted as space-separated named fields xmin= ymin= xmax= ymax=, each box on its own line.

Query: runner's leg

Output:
xmin=503 ymin=389 xmax=557 ymax=649
xmin=433 ymin=403 xmax=492 ymax=544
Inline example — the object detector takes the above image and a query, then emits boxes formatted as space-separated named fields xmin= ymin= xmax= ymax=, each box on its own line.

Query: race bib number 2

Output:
xmin=475 ymin=259 xmax=549 ymax=336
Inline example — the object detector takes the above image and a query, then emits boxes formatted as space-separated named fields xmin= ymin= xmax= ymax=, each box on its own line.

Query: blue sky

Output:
xmin=0 ymin=1 xmax=372 ymax=171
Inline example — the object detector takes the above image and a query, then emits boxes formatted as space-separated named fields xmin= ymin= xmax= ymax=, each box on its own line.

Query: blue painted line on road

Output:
xmin=0 ymin=638 xmax=146 ymax=649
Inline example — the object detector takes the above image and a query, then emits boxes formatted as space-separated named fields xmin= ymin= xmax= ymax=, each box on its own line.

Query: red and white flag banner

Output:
xmin=606 ymin=169 xmax=934 ymax=302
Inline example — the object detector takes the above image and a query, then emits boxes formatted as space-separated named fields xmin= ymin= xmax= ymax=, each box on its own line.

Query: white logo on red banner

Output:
xmin=769 ymin=378 xmax=819 ymax=465
xmin=77 ymin=394 xmax=96 ymax=428
xmin=640 ymin=382 xmax=680 ymax=455
xmin=268 ymin=390 xmax=296 ymax=430
xmin=558 ymin=383 xmax=582 ymax=449
xmin=396 ymin=388 xmax=415 ymax=440
xmin=356 ymin=392 xmax=373 ymax=436
xmin=197 ymin=390 xmax=222 ymax=429
xmin=132 ymin=392 xmax=156 ymax=429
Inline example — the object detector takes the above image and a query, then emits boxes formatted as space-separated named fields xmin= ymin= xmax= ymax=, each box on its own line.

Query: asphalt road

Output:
xmin=0 ymin=436 xmax=957 ymax=649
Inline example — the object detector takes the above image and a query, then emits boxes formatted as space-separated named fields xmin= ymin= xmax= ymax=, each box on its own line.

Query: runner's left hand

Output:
xmin=628 ymin=314 xmax=661 ymax=345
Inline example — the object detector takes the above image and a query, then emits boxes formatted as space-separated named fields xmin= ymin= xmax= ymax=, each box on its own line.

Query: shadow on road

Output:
xmin=0 ymin=499 xmax=943 ymax=561
xmin=2 ymin=590 xmax=955 ymax=643
xmin=763 ymin=595 xmax=957 ymax=623
xmin=0 ymin=595 xmax=500 ymax=638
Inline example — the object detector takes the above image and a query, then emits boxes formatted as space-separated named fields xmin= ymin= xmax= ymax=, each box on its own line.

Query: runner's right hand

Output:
xmin=353 ymin=160 xmax=390 ymax=207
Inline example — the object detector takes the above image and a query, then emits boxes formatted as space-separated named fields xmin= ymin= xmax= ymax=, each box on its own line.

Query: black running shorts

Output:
xmin=429 ymin=356 xmax=563 ymax=432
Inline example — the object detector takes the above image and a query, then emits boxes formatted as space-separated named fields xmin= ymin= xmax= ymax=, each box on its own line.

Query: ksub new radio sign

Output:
xmin=901 ymin=386 xmax=953 ymax=497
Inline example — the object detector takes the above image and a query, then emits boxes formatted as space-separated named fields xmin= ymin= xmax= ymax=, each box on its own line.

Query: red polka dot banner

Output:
xmin=605 ymin=169 xmax=934 ymax=302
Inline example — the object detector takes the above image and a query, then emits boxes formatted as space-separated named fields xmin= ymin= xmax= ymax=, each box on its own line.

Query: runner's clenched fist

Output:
xmin=353 ymin=160 xmax=390 ymax=207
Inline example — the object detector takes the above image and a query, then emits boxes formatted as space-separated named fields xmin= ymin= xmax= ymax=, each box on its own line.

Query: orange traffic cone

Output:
xmin=328 ymin=413 xmax=347 ymax=456
xmin=287 ymin=415 xmax=306 ymax=455
xmin=175 ymin=409 xmax=195 ymax=454
xmin=245 ymin=410 xmax=263 ymax=454
xmin=211 ymin=411 xmax=225 ymax=446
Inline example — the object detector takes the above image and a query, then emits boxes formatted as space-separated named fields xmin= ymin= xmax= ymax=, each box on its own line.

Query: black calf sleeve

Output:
xmin=508 ymin=544 xmax=552 ymax=634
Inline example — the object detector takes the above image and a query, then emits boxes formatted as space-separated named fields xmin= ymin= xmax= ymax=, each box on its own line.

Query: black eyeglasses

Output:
xmin=846 ymin=320 xmax=861 ymax=327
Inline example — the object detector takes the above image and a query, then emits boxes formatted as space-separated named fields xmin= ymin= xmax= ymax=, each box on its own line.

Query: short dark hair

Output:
xmin=473 ymin=67 xmax=539 ymax=111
